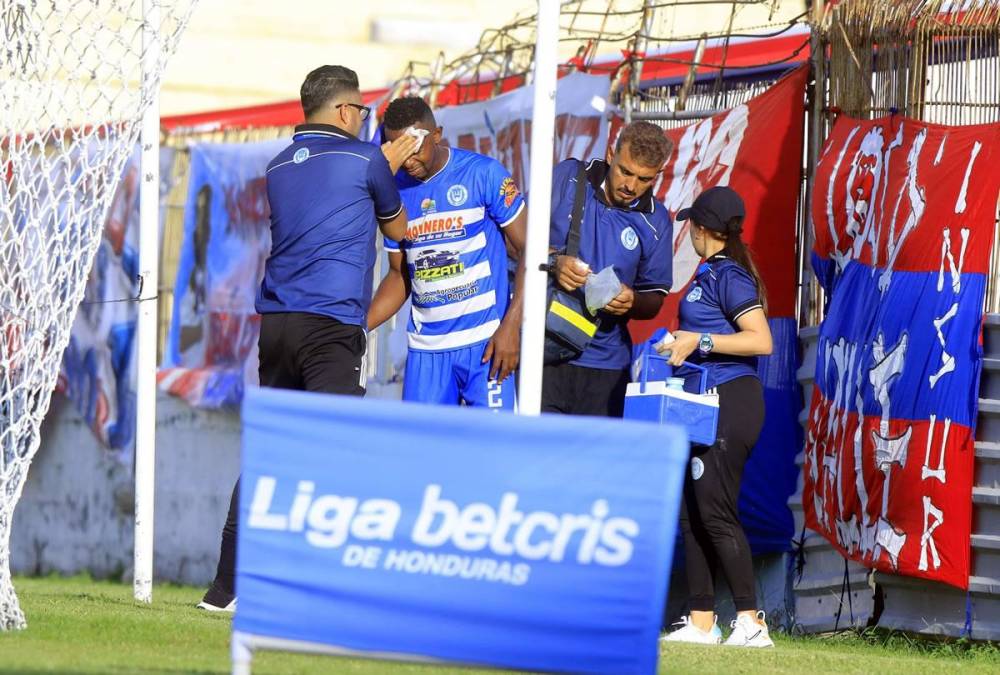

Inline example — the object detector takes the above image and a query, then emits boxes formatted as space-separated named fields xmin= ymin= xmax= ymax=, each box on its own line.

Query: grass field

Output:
xmin=1 ymin=576 xmax=998 ymax=674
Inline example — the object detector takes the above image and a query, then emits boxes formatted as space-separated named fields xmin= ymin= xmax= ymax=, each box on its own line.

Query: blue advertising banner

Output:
xmin=234 ymin=388 xmax=689 ymax=674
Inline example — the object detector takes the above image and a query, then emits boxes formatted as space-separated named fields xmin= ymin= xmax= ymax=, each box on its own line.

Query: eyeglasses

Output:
xmin=336 ymin=103 xmax=371 ymax=121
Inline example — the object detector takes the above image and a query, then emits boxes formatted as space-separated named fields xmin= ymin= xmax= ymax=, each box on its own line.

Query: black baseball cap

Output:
xmin=675 ymin=186 xmax=746 ymax=233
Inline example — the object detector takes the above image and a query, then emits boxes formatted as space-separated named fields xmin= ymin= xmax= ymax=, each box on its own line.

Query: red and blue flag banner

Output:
xmin=805 ymin=115 xmax=1000 ymax=589
xmin=619 ymin=65 xmax=809 ymax=554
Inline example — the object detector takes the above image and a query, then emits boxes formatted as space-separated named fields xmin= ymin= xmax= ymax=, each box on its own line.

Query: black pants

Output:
xmin=541 ymin=362 xmax=629 ymax=417
xmin=211 ymin=312 xmax=367 ymax=596
xmin=679 ymin=376 xmax=764 ymax=613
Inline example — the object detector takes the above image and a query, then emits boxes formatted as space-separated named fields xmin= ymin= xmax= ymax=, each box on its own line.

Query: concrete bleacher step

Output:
xmin=973 ymin=486 xmax=1000 ymax=505
xmin=969 ymin=576 xmax=1000 ymax=595
xmin=977 ymin=441 xmax=1000 ymax=459
xmin=972 ymin=533 xmax=1000 ymax=549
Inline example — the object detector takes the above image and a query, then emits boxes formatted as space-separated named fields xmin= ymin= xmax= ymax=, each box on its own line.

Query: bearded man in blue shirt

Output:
xmin=543 ymin=122 xmax=674 ymax=417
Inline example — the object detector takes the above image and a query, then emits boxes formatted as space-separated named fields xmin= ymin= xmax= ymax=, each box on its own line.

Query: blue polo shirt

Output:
xmin=676 ymin=254 xmax=763 ymax=391
xmin=549 ymin=158 xmax=673 ymax=370
xmin=256 ymin=123 xmax=402 ymax=326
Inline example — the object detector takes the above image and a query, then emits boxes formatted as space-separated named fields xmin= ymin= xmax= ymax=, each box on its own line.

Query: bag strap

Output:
xmin=565 ymin=161 xmax=588 ymax=259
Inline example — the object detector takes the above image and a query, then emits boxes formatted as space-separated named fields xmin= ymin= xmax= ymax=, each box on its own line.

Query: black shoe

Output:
xmin=197 ymin=581 xmax=236 ymax=613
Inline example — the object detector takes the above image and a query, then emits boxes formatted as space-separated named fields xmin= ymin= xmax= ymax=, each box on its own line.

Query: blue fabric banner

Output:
xmin=234 ymin=388 xmax=689 ymax=674
xmin=159 ymin=141 xmax=283 ymax=407
xmin=739 ymin=317 xmax=802 ymax=553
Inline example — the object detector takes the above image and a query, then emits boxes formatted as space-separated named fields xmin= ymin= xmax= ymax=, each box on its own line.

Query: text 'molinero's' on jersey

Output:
xmin=385 ymin=147 xmax=525 ymax=352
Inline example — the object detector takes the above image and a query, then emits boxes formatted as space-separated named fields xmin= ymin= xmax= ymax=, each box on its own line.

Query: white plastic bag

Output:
xmin=585 ymin=265 xmax=621 ymax=314
xmin=654 ymin=331 xmax=676 ymax=356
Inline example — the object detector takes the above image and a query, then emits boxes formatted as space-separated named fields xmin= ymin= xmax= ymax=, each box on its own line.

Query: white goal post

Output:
xmin=0 ymin=0 xmax=197 ymax=630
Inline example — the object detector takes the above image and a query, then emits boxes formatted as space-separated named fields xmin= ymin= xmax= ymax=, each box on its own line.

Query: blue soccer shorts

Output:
xmin=402 ymin=342 xmax=516 ymax=410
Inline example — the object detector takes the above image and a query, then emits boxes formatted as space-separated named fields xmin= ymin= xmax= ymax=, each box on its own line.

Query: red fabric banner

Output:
xmin=804 ymin=114 xmax=1000 ymax=589
xmin=620 ymin=65 xmax=807 ymax=341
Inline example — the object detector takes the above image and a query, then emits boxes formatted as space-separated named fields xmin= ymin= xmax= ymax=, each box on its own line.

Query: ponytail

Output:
xmin=722 ymin=217 xmax=768 ymax=315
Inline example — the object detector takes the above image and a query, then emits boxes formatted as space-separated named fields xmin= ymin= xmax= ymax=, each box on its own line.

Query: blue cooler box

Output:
xmin=624 ymin=350 xmax=719 ymax=446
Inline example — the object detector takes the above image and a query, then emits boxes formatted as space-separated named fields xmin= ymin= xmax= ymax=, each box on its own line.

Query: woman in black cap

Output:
xmin=658 ymin=186 xmax=774 ymax=648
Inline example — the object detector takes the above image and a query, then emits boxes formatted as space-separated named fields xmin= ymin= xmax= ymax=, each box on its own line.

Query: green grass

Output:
xmin=0 ymin=575 xmax=998 ymax=674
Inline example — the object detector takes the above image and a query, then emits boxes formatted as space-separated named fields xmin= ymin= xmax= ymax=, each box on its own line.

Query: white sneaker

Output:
xmin=723 ymin=611 xmax=774 ymax=648
xmin=196 ymin=597 xmax=236 ymax=613
xmin=660 ymin=615 xmax=723 ymax=645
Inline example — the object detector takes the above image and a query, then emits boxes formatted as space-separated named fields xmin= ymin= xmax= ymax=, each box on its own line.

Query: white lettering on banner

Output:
xmin=873 ymin=124 xmax=905 ymax=271
xmin=825 ymin=125 xmax=861 ymax=270
xmin=870 ymin=332 xmax=911 ymax=570
xmin=343 ymin=545 xmax=381 ymax=569
xmin=955 ymin=141 xmax=982 ymax=214
xmin=930 ymin=302 xmax=959 ymax=389
xmin=810 ymin=330 xmax=914 ymax=563
xmin=247 ymin=477 xmax=288 ymax=530
xmin=853 ymin=363 xmax=879 ymax=557
xmin=246 ymin=478 xmax=642 ymax=586
xmin=922 ymin=414 xmax=950 ymax=484
xmin=248 ymin=478 xmax=401 ymax=549
xmin=412 ymin=484 xmax=638 ymax=566
xmin=930 ymin=227 xmax=969 ymax=388
xmin=383 ymin=549 xmax=531 ymax=586
xmin=879 ymin=128 xmax=928 ymax=293
xmin=806 ymin=403 xmax=829 ymax=531
xmin=938 ymin=228 xmax=969 ymax=294
xmin=843 ymin=127 xmax=886 ymax=269
xmin=934 ymin=134 xmax=947 ymax=165
xmin=919 ymin=495 xmax=944 ymax=572
xmin=661 ymin=106 xmax=749 ymax=290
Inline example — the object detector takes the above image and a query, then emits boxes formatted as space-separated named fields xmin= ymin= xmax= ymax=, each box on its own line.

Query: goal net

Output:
xmin=0 ymin=0 xmax=197 ymax=630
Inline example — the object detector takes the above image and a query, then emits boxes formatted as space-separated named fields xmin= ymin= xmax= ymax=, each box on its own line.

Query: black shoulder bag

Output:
xmin=543 ymin=163 xmax=600 ymax=365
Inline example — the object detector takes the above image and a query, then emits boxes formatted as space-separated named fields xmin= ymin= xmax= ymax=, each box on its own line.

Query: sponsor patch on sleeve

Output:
xmin=499 ymin=177 xmax=520 ymax=209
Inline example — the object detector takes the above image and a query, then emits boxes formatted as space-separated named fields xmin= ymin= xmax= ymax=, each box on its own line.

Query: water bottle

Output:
xmin=666 ymin=377 xmax=685 ymax=392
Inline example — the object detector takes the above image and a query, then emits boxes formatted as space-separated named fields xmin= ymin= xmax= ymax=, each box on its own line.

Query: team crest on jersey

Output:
xmin=620 ymin=226 xmax=638 ymax=251
xmin=499 ymin=177 xmax=520 ymax=208
xmin=420 ymin=198 xmax=437 ymax=215
xmin=686 ymin=286 xmax=703 ymax=302
xmin=293 ymin=148 xmax=309 ymax=164
xmin=446 ymin=184 xmax=468 ymax=207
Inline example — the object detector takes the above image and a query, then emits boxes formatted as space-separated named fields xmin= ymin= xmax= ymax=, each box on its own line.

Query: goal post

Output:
xmin=0 ymin=0 xmax=197 ymax=630
xmin=133 ymin=0 xmax=161 ymax=605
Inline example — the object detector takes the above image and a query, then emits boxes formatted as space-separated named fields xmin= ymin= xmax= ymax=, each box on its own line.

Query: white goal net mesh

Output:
xmin=0 ymin=0 xmax=197 ymax=630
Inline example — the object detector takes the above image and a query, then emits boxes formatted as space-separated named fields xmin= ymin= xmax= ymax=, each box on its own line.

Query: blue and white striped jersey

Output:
xmin=384 ymin=147 xmax=525 ymax=352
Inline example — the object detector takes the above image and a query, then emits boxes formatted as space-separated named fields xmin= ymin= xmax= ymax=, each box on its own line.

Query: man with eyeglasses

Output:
xmin=197 ymin=65 xmax=419 ymax=612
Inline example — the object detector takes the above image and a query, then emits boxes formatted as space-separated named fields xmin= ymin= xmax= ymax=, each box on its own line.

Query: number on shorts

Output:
xmin=487 ymin=379 xmax=503 ymax=409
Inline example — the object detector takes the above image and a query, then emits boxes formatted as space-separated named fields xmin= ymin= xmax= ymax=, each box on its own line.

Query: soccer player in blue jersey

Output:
xmin=368 ymin=97 xmax=527 ymax=410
